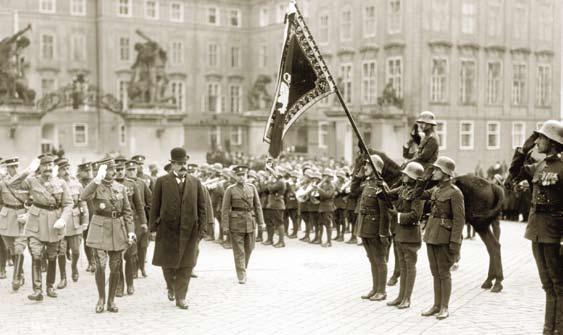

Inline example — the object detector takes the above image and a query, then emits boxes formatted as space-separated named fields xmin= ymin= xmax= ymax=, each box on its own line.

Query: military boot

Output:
xmin=107 ymin=271 xmax=119 ymax=313
xmin=361 ymin=264 xmax=377 ymax=299
xmin=436 ymin=278 xmax=451 ymax=320
xmin=387 ymin=273 xmax=406 ymax=307
xmin=421 ymin=278 xmax=441 ymax=317
xmin=370 ymin=265 xmax=387 ymax=301
xmin=46 ymin=259 xmax=58 ymax=298
xmin=56 ymin=255 xmax=67 ymax=289
xmin=544 ymin=294 xmax=557 ymax=334
xmin=263 ymin=227 xmax=274 ymax=246
xmin=95 ymin=265 xmax=106 ymax=313
xmin=12 ymin=255 xmax=24 ymax=291
xmin=398 ymin=268 xmax=416 ymax=309
xmin=322 ymin=226 xmax=332 ymax=247
xmin=256 ymin=226 xmax=263 ymax=242
xmin=71 ymin=253 xmax=79 ymax=282
xmin=125 ymin=258 xmax=135 ymax=295
xmin=273 ymin=226 xmax=286 ymax=248
xmin=311 ymin=225 xmax=321 ymax=244
xmin=116 ymin=270 xmax=125 ymax=297
xmin=27 ymin=259 xmax=44 ymax=301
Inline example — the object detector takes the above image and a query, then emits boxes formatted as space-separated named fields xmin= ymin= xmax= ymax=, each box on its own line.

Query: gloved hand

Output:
xmin=141 ymin=224 xmax=148 ymax=233
xmin=17 ymin=213 xmax=28 ymax=225
xmin=94 ymin=164 xmax=107 ymax=184
xmin=260 ymin=224 xmax=266 ymax=231
xmin=128 ymin=232 xmax=136 ymax=244
xmin=522 ymin=132 xmax=538 ymax=153
xmin=26 ymin=158 xmax=41 ymax=174
xmin=388 ymin=208 xmax=399 ymax=223
xmin=53 ymin=218 xmax=66 ymax=230
xmin=449 ymin=242 xmax=461 ymax=256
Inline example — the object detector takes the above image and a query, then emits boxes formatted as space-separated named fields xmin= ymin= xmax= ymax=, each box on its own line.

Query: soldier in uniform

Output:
xmin=81 ymin=158 xmax=135 ymax=313
xmin=209 ymin=163 xmax=229 ymax=248
xmin=508 ymin=120 xmax=563 ymax=334
xmin=284 ymin=170 xmax=299 ymax=239
xmin=385 ymin=162 xmax=425 ymax=309
xmin=221 ymin=165 xmax=265 ymax=284
xmin=403 ymin=111 xmax=440 ymax=172
xmin=131 ymin=154 xmax=155 ymax=191
xmin=20 ymin=155 xmax=74 ymax=301
xmin=347 ymin=156 xmax=364 ymax=245
xmin=419 ymin=157 xmax=465 ymax=320
xmin=354 ymin=154 xmax=390 ymax=302
xmin=298 ymin=168 xmax=313 ymax=243
xmin=333 ymin=170 xmax=349 ymax=242
xmin=55 ymin=158 xmax=88 ymax=288
xmin=76 ymin=162 xmax=96 ymax=273
xmin=264 ymin=167 xmax=286 ymax=248
xmin=255 ymin=171 xmax=268 ymax=242
xmin=316 ymin=169 xmax=336 ymax=247
xmin=0 ymin=157 xmax=39 ymax=291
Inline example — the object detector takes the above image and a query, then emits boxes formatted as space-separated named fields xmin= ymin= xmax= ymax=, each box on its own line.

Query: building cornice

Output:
xmin=359 ymin=44 xmax=379 ymax=53
xmin=535 ymin=50 xmax=554 ymax=57
xmin=484 ymin=45 xmax=506 ymax=53
xmin=383 ymin=41 xmax=406 ymax=50
xmin=510 ymin=47 xmax=532 ymax=55
xmin=428 ymin=40 xmax=453 ymax=49
xmin=457 ymin=43 xmax=480 ymax=51
xmin=337 ymin=48 xmax=355 ymax=57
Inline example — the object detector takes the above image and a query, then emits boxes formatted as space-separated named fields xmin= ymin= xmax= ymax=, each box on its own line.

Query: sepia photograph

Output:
xmin=0 ymin=0 xmax=562 ymax=334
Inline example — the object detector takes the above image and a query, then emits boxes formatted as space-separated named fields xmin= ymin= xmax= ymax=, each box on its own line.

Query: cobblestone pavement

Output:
xmin=0 ymin=221 xmax=543 ymax=335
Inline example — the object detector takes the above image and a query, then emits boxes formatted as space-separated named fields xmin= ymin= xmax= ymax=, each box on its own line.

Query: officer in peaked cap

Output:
xmin=132 ymin=154 xmax=155 ymax=191
xmin=221 ymin=165 xmax=264 ymax=284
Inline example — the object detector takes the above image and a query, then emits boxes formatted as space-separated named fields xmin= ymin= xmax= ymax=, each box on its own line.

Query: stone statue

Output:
xmin=248 ymin=75 xmax=272 ymax=110
xmin=0 ymin=24 xmax=35 ymax=105
xmin=128 ymin=30 xmax=170 ymax=106
xmin=377 ymin=82 xmax=403 ymax=109
xmin=71 ymin=74 xmax=88 ymax=109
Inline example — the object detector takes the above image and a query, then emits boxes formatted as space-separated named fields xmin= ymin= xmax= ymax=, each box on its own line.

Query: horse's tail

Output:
xmin=472 ymin=183 xmax=505 ymax=223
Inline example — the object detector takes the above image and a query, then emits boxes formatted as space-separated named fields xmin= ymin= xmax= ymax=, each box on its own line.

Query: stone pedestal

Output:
xmin=0 ymin=103 xmax=42 ymax=165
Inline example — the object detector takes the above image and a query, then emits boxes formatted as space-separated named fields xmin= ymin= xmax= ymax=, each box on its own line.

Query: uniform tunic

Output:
xmin=403 ymin=132 xmax=439 ymax=170
xmin=63 ymin=176 xmax=88 ymax=237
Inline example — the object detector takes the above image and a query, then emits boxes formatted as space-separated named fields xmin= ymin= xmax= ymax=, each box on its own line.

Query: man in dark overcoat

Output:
xmin=149 ymin=147 xmax=207 ymax=310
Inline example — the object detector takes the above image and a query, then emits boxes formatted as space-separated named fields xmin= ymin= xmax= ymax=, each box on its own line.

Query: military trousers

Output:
xmin=2 ymin=235 xmax=27 ymax=255
xmin=28 ymin=236 xmax=62 ymax=261
xmin=285 ymin=208 xmax=299 ymax=235
xmin=65 ymin=235 xmax=82 ymax=256
xmin=265 ymin=209 xmax=284 ymax=228
xmin=230 ymin=232 xmax=255 ymax=280
xmin=363 ymin=237 xmax=389 ymax=294
xmin=426 ymin=244 xmax=455 ymax=309
xmin=532 ymin=242 xmax=563 ymax=333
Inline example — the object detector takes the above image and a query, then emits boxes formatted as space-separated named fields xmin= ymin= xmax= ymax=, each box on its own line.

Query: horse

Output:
xmin=370 ymin=149 xmax=505 ymax=292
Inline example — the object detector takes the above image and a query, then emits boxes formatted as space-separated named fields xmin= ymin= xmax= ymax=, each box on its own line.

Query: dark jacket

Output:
xmin=317 ymin=181 xmax=336 ymax=213
xmin=149 ymin=173 xmax=207 ymax=269
xmin=388 ymin=184 xmax=424 ymax=243
xmin=353 ymin=177 xmax=390 ymax=239
xmin=403 ymin=132 xmax=439 ymax=170
xmin=420 ymin=181 xmax=465 ymax=245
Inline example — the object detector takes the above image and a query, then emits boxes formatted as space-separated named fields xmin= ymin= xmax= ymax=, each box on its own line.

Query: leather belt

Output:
xmin=33 ymin=203 xmax=61 ymax=211
xmin=95 ymin=211 xmax=123 ymax=219
xmin=232 ymin=207 xmax=252 ymax=212
xmin=3 ymin=204 xmax=25 ymax=210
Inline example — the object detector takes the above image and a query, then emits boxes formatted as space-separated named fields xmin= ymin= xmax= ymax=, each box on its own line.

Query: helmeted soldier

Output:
xmin=333 ymin=170 xmax=349 ymax=242
xmin=264 ymin=166 xmax=286 ymax=247
xmin=385 ymin=162 xmax=425 ymax=309
xmin=0 ymin=157 xmax=39 ymax=291
xmin=508 ymin=120 xmax=563 ymax=334
xmin=354 ymin=154 xmax=391 ymax=302
xmin=284 ymin=170 xmax=299 ymax=239
xmin=20 ymin=155 xmax=74 ymax=301
xmin=419 ymin=156 xmax=465 ymax=320
xmin=81 ymin=158 xmax=135 ymax=313
xmin=316 ymin=169 xmax=336 ymax=247
xmin=55 ymin=157 xmax=88 ymax=288
xmin=76 ymin=162 xmax=96 ymax=273
xmin=403 ymin=111 xmax=440 ymax=173
xmin=221 ymin=165 xmax=265 ymax=284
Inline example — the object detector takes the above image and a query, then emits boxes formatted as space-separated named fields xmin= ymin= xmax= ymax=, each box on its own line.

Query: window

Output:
xmin=340 ymin=8 xmax=352 ymax=41
xmin=486 ymin=61 xmax=502 ymax=105
xmin=459 ymin=121 xmax=474 ymax=150
xmin=118 ymin=0 xmax=132 ymax=17
xmin=70 ymin=0 xmax=86 ymax=16
xmin=170 ymin=2 xmax=184 ymax=22
xmin=70 ymin=33 xmax=86 ymax=62
xmin=539 ymin=2 xmax=553 ymax=41
xmin=388 ymin=0 xmax=401 ymax=33
xmin=231 ymin=46 xmax=240 ymax=68
xmin=512 ymin=63 xmax=526 ymax=105
xmin=259 ymin=7 xmax=269 ymax=26
xmin=119 ymin=124 xmax=126 ymax=146
xmin=41 ymin=78 xmax=56 ymax=97
xmin=340 ymin=64 xmax=353 ymax=104
xmin=207 ymin=82 xmax=221 ymax=113
xmin=318 ymin=122 xmax=329 ymax=149
xmin=319 ymin=14 xmax=329 ymax=44
xmin=170 ymin=41 xmax=183 ymax=65
xmin=229 ymin=9 xmax=241 ymax=27
xmin=259 ymin=45 xmax=267 ymax=68
xmin=39 ymin=0 xmax=56 ymax=13
xmin=117 ymin=80 xmax=129 ymax=109
xmin=512 ymin=122 xmax=526 ymax=149
xmin=487 ymin=0 xmax=502 ymax=37
xmin=230 ymin=127 xmax=243 ymax=146
xmin=73 ymin=124 xmax=88 ymax=146
xmin=209 ymin=126 xmax=221 ymax=147
xmin=486 ymin=121 xmax=500 ymax=150
xmin=41 ymin=34 xmax=55 ymax=61
xmin=436 ymin=121 xmax=447 ymax=150
xmin=208 ymin=44 xmax=219 ymax=67
xmin=431 ymin=0 xmax=449 ymax=32
xmin=145 ymin=1 xmax=158 ymax=19
xmin=513 ymin=1 xmax=527 ymax=40
xmin=460 ymin=60 xmax=476 ymax=104
xmin=461 ymin=1 xmax=476 ymax=34
xmin=171 ymin=81 xmax=185 ymax=111
xmin=386 ymin=57 xmax=402 ymax=97
xmin=119 ymin=37 xmax=130 ymax=61
xmin=361 ymin=61 xmax=377 ymax=104
xmin=363 ymin=6 xmax=376 ymax=37
xmin=277 ymin=3 xmax=286 ymax=23
xmin=537 ymin=65 xmax=551 ymax=107
xmin=430 ymin=58 xmax=447 ymax=103
xmin=208 ymin=7 xmax=218 ymax=25
xmin=229 ymin=85 xmax=242 ymax=113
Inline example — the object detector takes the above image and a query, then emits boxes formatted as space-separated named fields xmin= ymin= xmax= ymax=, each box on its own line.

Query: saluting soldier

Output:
xmin=508 ymin=120 xmax=563 ymax=334
xmin=354 ymin=154 xmax=390 ymax=302
xmin=385 ymin=162 xmax=425 ymax=309
xmin=55 ymin=158 xmax=88 ymax=288
xmin=81 ymin=158 xmax=135 ymax=313
xmin=77 ymin=162 xmax=96 ymax=273
xmin=316 ymin=169 xmax=336 ymax=248
xmin=419 ymin=157 xmax=464 ymax=320
xmin=0 ymin=157 xmax=39 ymax=291
xmin=20 ymin=155 xmax=74 ymax=301
xmin=403 ymin=111 xmax=440 ymax=173
xmin=221 ymin=165 xmax=265 ymax=284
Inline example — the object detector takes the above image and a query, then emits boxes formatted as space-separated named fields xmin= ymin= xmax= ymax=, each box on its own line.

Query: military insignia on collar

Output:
xmin=99 ymin=203 xmax=106 ymax=210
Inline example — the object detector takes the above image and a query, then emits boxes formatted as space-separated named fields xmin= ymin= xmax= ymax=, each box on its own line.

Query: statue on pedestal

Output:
xmin=0 ymin=24 xmax=35 ymax=105
xmin=248 ymin=75 xmax=272 ymax=110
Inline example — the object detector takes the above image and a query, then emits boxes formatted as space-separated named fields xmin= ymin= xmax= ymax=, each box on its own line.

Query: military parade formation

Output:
xmin=1 ymin=113 xmax=562 ymax=334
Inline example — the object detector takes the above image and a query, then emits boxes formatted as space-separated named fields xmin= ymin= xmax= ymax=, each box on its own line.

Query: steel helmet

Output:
xmin=365 ymin=154 xmax=384 ymax=174
xmin=416 ymin=111 xmax=437 ymax=126
xmin=432 ymin=156 xmax=456 ymax=177
xmin=535 ymin=120 xmax=563 ymax=145
xmin=401 ymin=162 xmax=424 ymax=180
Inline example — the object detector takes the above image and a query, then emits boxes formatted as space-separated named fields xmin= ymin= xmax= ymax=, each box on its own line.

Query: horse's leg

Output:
xmin=478 ymin=227 xmax=504 ymax=292
xmin=477 ymin=228 xmax=495 ymax=289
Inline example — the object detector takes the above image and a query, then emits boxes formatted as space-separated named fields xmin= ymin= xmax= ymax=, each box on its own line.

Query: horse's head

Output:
xmin=368 ymin=149 xmax=402 ymax=185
